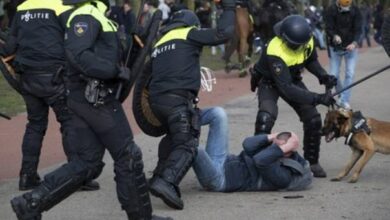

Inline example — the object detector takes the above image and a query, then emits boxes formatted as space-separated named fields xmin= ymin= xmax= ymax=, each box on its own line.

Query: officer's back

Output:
xmin=5 ymin=0 xmax=71 ymax=68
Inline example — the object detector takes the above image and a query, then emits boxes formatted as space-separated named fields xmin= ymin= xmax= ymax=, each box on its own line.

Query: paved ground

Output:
xmin=1 ymin=46 xmax=389 ymax=220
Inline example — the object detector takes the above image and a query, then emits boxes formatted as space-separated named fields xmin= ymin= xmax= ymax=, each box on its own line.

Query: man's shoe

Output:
xmin=19 ymin=173 xmax=41 ymax=191
xmin=79 ymin=180 xmax=100 ymax=191
xmin=152 ymin=215 xmax=174 ymax=220
xmin=310 ymin=163 xmax=327 ymax=178
xmin=149 ymin=177 xmax=183 ymax=210
xmin=10 ymin=194 xmax=42 ymax=220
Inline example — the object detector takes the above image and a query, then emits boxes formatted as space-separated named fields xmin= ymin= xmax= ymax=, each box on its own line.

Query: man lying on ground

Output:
xmin=194 ymin=107 xmax=313 ymax=192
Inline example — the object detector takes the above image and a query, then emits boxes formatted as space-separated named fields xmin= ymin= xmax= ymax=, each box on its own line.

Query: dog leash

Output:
xmin=332 ymin=64 xmax=390 ymax=97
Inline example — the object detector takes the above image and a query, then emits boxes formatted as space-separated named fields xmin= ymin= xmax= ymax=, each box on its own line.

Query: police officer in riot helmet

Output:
xmin=10 ymin=0 xmax=171 ymax=219
xmin=148 ymin=0 xmax=236 ymax=210
xmin=250 ymin=15 xmax=337 ymax=178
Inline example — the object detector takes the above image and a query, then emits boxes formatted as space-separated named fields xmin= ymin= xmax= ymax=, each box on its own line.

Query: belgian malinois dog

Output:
xmin=322 ymin=108 xmax=390 ymax=183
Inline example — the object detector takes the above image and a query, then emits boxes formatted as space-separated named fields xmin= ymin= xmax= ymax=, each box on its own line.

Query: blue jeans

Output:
xmin=329 ymin=47 xmax=358 ymax=104
xmin=192 ymin=107 xmax=229 ymax=191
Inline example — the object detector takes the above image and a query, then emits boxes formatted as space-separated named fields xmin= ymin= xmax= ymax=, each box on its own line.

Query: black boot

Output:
xmin=19 ymin=172 xmax=41 ymax=191
xmin=149 ymin=176 xmax=183 ymax=210
xmin=11 ymin=186 xmax=48 ymax=220
xmin=310 ymin=163 xmax=327 ymax=178
xmin=126 ymin=211 xmax=173 ymax=220
xmin=79 ymin=180 xmax=100 ymax=191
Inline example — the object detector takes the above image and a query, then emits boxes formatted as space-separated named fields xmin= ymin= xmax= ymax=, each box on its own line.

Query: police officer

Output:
xmin=10 ymin=0 xmax=170 ymax=219
xmin=148 ymin=0 xmax=235 ymax=210
xmin=251 ymin=15 xmax=337 ymax=178
xmin=0 ymin=0 xmax=99 ymax=191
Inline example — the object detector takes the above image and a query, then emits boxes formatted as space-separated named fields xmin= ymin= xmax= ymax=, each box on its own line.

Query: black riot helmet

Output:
xmin=63 ymin=0 xmax=110 ymax=8
xmin=274 ymin=15 xmax=312 ymax=50
xmin=161 ymin=9 xmax=200 ymax=34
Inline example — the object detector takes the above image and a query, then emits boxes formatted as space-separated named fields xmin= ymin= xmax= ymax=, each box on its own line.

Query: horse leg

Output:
xmin=236 ymin=8 xmax=251 ymax=77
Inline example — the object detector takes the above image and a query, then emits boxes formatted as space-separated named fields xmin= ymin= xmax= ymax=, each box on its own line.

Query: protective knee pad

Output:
xmin=303 ymin=115 xmax=322 ymax=164
xmin=255 ymin=111 xmax=275 ymax=135
xmin=125 ymin=142 xmax=152 ymax=219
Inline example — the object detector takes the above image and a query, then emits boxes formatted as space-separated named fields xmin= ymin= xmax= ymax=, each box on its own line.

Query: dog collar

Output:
xmin=345 ymin=111 xmax=371 ymax=145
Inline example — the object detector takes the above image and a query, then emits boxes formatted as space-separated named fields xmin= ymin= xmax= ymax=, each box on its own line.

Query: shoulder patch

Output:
xmin=74 ymin=22 xmax=88 ymax=36
xmin=272 ymin=62 xmax=283 ymax=75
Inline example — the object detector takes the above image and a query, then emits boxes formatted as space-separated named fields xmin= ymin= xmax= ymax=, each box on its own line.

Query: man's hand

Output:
xmin=278 ymin=132 xmax=300 ymax=157
xmin=267 ymin=133 xmax=278 ymax=142
xmin=333 ymin=35 xmax=342 ymax=45
xmin=314 ymin=91 xmax=336 ymax=106
xmin=320 ymin=75 xmax=337 ymax=89
xmin=117 ymin=66 xmax=131 ymax=82
xmin=346 ymin=42 xmax=357 ymax=51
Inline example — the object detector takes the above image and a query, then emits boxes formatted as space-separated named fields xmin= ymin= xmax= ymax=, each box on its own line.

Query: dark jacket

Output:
xmin=118 ymin=9 xmax=136 ymax=34
xmin=2 ymin=0 xmax=71 ymax=68
xmin=149 ymin=7 xmax=235 ymax=96
xmin=64 ymin=1 xmax=121 ymax=90
xmin=325 ymin=4 xmax=362 ymax=48
xmin=223 ymin=134 xmax=309 ymax=192
xmin=0 ymin=0 xmax=72 ymax=98
xmin=253 ymin=36 xmax=328 ymax=105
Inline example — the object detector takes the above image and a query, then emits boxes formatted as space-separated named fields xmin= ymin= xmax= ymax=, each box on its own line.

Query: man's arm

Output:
xmin=0 ymin=18 xmax=18 ymax=56
xmin=187 ymin=1 xmax=235 ymax=46
xmin=65 ymin=15 xmax=118 ymax=80
xmin=305 ymin=50 xmax=336 ymax=89
xmin=252 ymin=144 xmax=292 ymax=189
xmin=267 ymin=56 xmax=318 ymax=104
xmin=242 ymin=134 xmax=272 ymax=156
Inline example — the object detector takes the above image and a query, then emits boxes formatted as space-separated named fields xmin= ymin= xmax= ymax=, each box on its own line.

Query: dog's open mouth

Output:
xmin=325 ymin=131 xmax=335 ymax=142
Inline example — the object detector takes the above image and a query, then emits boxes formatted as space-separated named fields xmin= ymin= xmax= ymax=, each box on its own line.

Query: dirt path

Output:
xmin=0 ymin=47 xmax=371 ymax=181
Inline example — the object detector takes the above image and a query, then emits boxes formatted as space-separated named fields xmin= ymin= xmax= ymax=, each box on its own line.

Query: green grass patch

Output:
xmin=200 ymin=46 xmax=260 ymax=71
xmin=0 ymin=73 xmax=25 ymax=116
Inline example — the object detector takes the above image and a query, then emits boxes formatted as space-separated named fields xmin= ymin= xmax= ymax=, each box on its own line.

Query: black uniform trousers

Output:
xmin=18 ymin=69 xmax=74 ymax=174
xmin=41 ymin=87 xmax=150 ymax=213
xmin=149 ymin=91 xmax=200 ymax=186
xmin=256 ymin=79 xmax=322 ymax=164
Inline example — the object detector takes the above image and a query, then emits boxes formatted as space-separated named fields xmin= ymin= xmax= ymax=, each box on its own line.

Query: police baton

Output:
xmin=0 ymin=112 xmax=11 ymax=120
xmin=332 ymin=64 xmax=390 ymax=97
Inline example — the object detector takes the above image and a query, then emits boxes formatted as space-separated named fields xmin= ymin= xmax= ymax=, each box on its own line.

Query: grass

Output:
xmin=0 ymin=73 xmax=25 ymax=116
xmin=200 ymin=46 xmax=260 ymax=71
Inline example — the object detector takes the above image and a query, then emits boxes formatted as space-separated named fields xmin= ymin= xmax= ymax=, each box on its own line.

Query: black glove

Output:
xmin=250 ymin=67 xmax=261 ymax=92
xmin=221 ymin=0 xmax=236 ymax=10
xmin=117 ymin=66 xmax=131 ymax=82
xmin=314 ymin=91 xmax=335 ymax=107
xmin=320 ymin=75 xmax=337 ymax=89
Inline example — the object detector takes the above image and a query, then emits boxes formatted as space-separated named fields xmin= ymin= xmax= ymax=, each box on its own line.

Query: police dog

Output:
xmin=322 ymin=108 xmax=390 ymax=183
